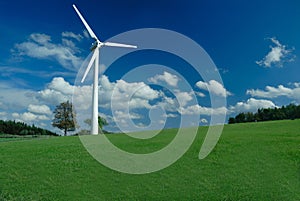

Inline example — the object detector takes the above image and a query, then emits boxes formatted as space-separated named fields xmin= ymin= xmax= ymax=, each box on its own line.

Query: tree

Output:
xmin=228 ymin=103 xmax=300 ymax=124
xmin=0 ymin=119 xmax=57 ymax=136
xmin=245 ymin=112 xmax=254 ymax=122
xmin=98 ymin=116 xmax=108 ymax=130
xmin=52 ymin=101 xmax=77 ymax=136
xmin=84 ymin=115 xmax=108 ymax=134
xmin=228 ymin=117 xmax=236 ymax=124
xmin=235 ymin=112 xmax=246 ymax=123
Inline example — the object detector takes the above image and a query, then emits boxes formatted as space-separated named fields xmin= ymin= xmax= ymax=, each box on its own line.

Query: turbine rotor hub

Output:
xmin=90 ymin=40 xmax=102 ymax=51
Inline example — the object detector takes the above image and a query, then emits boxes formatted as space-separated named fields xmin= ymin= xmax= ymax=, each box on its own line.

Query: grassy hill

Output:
xmin=0 ymin=120 xmax=299 ymax=200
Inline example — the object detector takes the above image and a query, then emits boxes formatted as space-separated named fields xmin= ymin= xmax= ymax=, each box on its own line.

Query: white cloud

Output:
xmin=229 ymin=98 xmax=276 ymax=113
xmin=62 ymin=31 xmax=83 ymax=41
xmin=200 ymin=118 xmax=208 ymax=124
xmin=28 ymin=104 xmax=52 ymax=115
xmin=157 ymin=95 xmax=179 ymax=112
xmin=0 ymin=66 xmax=75 ymax=79
xmin=37 ymin=89 xmax=69 ymax=106
xmin=0 ymin=82 xmax=38 ymax=111
xmin=178 ymin=104 xmax=228 ymax=116
xmin=37 ymin=77 xmax=74 ymax=105
xmin=195 ymin=91 xmax=206 ymax=97
xmin=293 ymin=83 xmax=300 ymax=88
xmin=158 ymin=119 xmax=165 ymax=125
xmin=163 ymin=113 xmax=178 ymax=118
xmin=174 ymin=90 xmax=193 ymax=107
xmin=83 ymin=30 xmax=90 ymax=38
xmin=114 ymin=110 xmax=142 ymax=120
xmin=112 ymin=110 xmax=143 ymax=127
xmin=0 ymin=77 xmax=81 ymax=130
xmin=62 ymin=39 xmax=78 ymax=50
xmin=35 ymin=75 xmax=161 ymax=119
xmin=256 ymin=37 xmax=295 ymax=67
xmin=98 ymin=75 xmax=160 ymax=110
xmin=12 ymin=112 xmax=50 ymax=122
xmin=13 ymin=33 xmax=83 ymax=70
xmin=195 ymin=80 xmax=232 ymax=97
xmin=148 ymin=71 xmax=179 ymax=87
xmin=0 ymin=82 xmax=53 ymax=125
xmin=246 ymin=83 xmax=300 ymax=100
xmin=30 ymin=33 xmax=51 ymax=44
xmin=109 ymin=110 xmax=144 ymax=132
xmin=48 ymin=77 xmax=74 ymax=95
xmin=1 ymin=74 xmax=229 ymax=132
xmin=117 ymin=80 xmax=159 ymax=100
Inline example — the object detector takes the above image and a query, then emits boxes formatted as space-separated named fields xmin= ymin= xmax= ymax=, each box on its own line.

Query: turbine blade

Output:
xmin=72 ymin=4 xmax=99 ymax=41
xmin=81 ymin=49 xmax=98 ymax=83
xmin=103 ymin=42 xmax=137 ymax=48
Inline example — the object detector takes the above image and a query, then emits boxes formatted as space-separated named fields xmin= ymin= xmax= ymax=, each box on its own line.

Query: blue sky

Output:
xmin=0 ymin=0 xmax=299 ymax=134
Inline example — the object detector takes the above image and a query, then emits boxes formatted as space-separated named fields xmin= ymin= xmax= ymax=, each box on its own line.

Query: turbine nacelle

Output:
xmin=90 ymin=40 xmax=102 ymax=51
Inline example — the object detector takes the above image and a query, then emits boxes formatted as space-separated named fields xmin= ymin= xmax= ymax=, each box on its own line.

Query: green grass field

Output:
xmin=1 ymin=120 xmax=300 ymax=200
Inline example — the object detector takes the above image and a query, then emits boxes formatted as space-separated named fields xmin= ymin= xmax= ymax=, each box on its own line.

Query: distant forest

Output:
xmin=229 ymin=103 xmax=300 ymax=124
xmin=0 ymin=120 xmax=58 ymax=136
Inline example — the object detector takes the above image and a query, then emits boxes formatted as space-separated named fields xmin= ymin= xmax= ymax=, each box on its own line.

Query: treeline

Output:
xmin=229 ymin=103 xmax=300 ymax=124
xmin=0 ymin=120 xmax=58 ymax=136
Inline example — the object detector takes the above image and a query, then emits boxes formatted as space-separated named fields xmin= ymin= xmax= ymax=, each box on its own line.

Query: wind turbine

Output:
xmin=73 ymin=4 xmax=137 ymax=135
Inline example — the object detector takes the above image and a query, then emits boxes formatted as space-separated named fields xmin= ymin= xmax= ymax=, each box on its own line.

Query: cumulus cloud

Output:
xmin=256 ymin=37 xmax=295 ymax=68
xmin=28 ymin=104 xmax=52 ymax=115
xmin=148 ymin=71 xmax=179 ymax=87
xmin=156 ymin=92 xmax=180 ymax=113
xmin=200 ymin=118 xmax=208 ymax=124
xmin=246 ymin=83 xmax=300 ymax=101
xmin=112 ymin=110 xmax=143 ymax=128
xmin=48 ymin=77 xmax=74 ymax=95
xmin=195 ymin=91 xmax=206 ymax=97
xmin=229 ymin=98 xmax=276 ymax=113
xmin=1 ymin=74 xmax=231 ymax=132
xmin=293 ymin=82 xmax=300 ymax=88
xmin=35 ymin=75 xmax=161 ymax=114
xmin=195 ymin=80 xmax=232 ymax=97
xmin=13 ymin=33 xmax=83 ymax=70
xmin=37 ymin=77 xmax=73 ymax=105
xmin=178 ymin=104 xmax=228 ymax=116
xmin=163 ymin=113 xmax=178 ymax=118
xmin=12 ymin=112 xmax=50 ymax=122
xmin=174 ymin=90 xmax=193 ymax=107
xmin=113 ymin=110 xmax=142 ymax=120
xmin=0 ymin=82 xmax=38 ymax=111
xmin=98 ymin=75 xmax=160 ymax=110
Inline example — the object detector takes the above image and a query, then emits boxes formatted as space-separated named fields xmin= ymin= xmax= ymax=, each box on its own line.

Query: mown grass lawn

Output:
xmin=0 ymin=120 xmax=300 ymax=200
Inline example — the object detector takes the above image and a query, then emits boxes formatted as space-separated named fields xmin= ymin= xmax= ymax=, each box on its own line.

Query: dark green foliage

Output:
xmin=83 ymin=116 xmax=109 ymax=134
xmin=0 ymin=119 xmax=57 ymax=136
xmin=229 ymin=103 xmax=300 ymax=124
xmin=98 ymin=116 xmax=108 ymax=130
xmin=52 ymin=101 xmax=77 ymax=136
xmin=228 ymin=117 xmax=236 ymax=124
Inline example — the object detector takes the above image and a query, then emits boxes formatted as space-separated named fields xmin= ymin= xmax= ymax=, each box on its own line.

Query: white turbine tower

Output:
xmin=73 ymin=4 xmax=137 ymax=135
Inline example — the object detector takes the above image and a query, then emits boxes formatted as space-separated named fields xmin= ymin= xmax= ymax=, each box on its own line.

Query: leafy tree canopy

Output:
xmin=229 ymin=103 xmax=300 ymax=124
xmin=52 ymin=101 xmax=77 ymax=136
